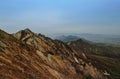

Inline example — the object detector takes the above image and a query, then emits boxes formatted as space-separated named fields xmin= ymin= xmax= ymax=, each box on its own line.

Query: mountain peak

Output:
xmin=19 ymin=28 xmax=33 ymax=35
xmin=13 ymin=28 xmax=34 ymax=40
xmin=23 ymin=28 xmax=32 ymax=33
xmin=14 ymin=28 xmax=33 ymax=35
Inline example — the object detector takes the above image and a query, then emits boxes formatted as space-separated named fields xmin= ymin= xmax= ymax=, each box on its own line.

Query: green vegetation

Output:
xmin=88 ymin=55 xmax=120 ymax=79
xmin=68 ymin=39 xmax=120 ymax=58
xmin=67 ymin=39 xmax=120 ymax=79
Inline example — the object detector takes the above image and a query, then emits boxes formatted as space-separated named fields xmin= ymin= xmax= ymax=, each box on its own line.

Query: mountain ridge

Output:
xmin=0 ymin=29 xmax=112 ymax=79
xmin=52 ymin=34 xmax=120 ymax=46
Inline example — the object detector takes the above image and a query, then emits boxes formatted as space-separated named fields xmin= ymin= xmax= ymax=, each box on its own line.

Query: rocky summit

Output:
xmin=0 ymin=29 xmax=110 ymax=79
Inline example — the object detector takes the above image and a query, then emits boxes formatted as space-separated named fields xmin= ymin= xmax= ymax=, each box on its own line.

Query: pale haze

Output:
xmin=0 ymin=0 xmax=120 ymax=35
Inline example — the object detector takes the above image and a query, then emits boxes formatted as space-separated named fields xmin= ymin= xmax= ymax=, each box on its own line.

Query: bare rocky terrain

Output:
xmin=0 ymin=29 xmax=112 ymax=79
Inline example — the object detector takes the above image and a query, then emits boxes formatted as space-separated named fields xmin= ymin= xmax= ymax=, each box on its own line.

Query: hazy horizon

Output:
xmin=0 ymin=0 xmax=120 ymax=35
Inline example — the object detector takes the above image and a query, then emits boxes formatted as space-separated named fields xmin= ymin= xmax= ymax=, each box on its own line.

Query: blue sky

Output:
xmin=0 ymin=0 xmax=120 ymax=35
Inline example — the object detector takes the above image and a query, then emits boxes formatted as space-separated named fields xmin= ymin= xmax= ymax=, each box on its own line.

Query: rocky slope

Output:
xmin=67 ymin=39 xmax=120 ymax=79
xmin=0 ymin=29 xmax=109 ymax=79
xmin=67 ymin=39 xmax=120 ymax=58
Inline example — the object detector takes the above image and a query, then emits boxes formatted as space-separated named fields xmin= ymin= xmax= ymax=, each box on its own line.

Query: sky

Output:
xmin=0 ymin=0 xmax=120 ymax=35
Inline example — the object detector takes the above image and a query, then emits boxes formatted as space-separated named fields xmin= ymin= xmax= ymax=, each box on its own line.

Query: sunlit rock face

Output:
xmin=0 ymin=29 xmax=109 ymax=79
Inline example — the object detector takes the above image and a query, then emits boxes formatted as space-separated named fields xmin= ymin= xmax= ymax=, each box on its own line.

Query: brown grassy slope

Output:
xmin=0 ymin=29 xmax=108 ymax=79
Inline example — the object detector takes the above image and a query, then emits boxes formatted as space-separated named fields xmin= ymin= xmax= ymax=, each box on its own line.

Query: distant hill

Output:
xmin=67 ymin=39 xmax=120 ymax=58
xmin=54 ymin=35 xmax=80 ymax=42
xmin=52 ymin=33 xmax=120 ymax=46
xmin=54 ymin=34 xmax=120 ymax=58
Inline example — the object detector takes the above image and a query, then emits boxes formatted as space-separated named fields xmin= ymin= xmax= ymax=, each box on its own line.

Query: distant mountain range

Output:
xmin=51 ymin=33 xmax=120 ymax=46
